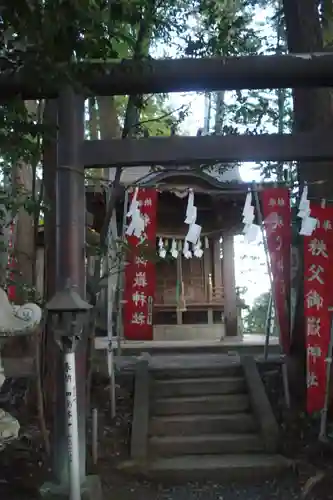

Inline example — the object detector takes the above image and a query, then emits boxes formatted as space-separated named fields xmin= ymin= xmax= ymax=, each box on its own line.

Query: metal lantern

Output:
xmin=46 ymin=284 xmax=92 ymax=500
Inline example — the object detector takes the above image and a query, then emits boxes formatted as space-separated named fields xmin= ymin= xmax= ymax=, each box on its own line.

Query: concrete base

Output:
xmin=153 ymin=324 xmax=226 ymax=341
xmin=40 ymin=475 xmax=102 ymax=500
xmin=95 ymin=335 xmax=281 ymax=357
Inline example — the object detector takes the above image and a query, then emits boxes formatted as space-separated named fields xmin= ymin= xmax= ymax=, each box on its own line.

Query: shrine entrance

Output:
xmin=87 ymin=168 xmax=247 ymax=341
xmin=133 ymin=170 xmax=245 ymax=341
xmin=8 ymin=52 xmax=333 ymax=491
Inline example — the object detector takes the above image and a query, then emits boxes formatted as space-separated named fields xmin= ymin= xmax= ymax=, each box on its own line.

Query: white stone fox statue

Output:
xmin=0 ymin=287 xmax=42 ymax=450
xmin=0 ymin=287 xmax=42 ymax=338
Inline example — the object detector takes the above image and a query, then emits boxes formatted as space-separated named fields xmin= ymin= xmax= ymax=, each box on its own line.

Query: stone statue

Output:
xmin=0 ymin=287 xmax=42 ymax=340
xmin=0 ymin=287 xmax=42 ymax=450
xmin=0 ymin=408 xmax=20 ymax=451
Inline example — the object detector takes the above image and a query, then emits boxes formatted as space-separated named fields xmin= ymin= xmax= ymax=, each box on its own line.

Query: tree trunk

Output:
xmin=12 ymin=99 xmax=43 ymax=302
xmin=283 ymin=0 xmax=333 ymax=196
xmin=85 ymin=96 xmax=121 ymax=410
xmin=97 ymin=96 xmax=121 ymax=180
xmin=12 ymin=161 xmax=34 ymax=298
xmin=2 ymin=100 xmax=39 ymax=359
xmin=42 ymin=99 xmax=58 ymax=423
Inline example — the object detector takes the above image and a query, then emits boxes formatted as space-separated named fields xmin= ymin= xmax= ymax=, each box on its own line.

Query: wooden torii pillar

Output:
xmin=222 ymin=232 xmax=238 ymax=337
xmin=41 ymin=88 xmax=101 ymax=499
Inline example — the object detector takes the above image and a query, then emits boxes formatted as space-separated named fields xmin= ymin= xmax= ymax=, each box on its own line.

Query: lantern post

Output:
xmin=46 ymin=284 xmax=92 ymax=500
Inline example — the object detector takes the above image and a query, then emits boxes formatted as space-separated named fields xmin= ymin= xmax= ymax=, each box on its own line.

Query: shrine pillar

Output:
xmin=222 ymin=232 xmax=238 ymax=337
xmin=204 ymin=237 xmax=213 ymax=324
xmin=213 ymin=238 xmax=222 ymax=290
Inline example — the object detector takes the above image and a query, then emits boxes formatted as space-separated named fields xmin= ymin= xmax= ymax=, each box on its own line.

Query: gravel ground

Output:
xmin=101 ymin=475 xmax=305 ymax=500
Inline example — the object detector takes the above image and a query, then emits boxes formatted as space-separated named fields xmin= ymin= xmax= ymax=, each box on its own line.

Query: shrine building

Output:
xmin=87 ymin=164 xmax=249 ymax=341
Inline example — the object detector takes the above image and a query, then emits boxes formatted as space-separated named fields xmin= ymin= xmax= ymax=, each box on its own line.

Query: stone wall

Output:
xmin=153 ymin=324 xmax=226 ymax=341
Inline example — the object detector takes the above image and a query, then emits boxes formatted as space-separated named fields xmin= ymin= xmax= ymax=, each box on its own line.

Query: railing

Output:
xmin=155 ymin=277 xmax=224 ymax=306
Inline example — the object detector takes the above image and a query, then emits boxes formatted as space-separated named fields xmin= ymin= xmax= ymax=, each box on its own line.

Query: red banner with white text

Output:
xmin=123 ymin=188 xmax=157 ymax=340
xmin=261 ymin=188 xmax=291 ymax=354
xmin=304 ymin=204 xmax=333 ymax=414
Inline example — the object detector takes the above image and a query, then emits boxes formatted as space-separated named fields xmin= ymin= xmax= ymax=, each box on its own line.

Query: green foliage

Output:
xmin=114 ymin=93 xmax=188 ymax=136
xmin=243 ymin=291 xmax=271 ymax=333
xmin=203 ymin=0 xmax=294 ymax=183
xmin=0 ymin=101 xmax=41 ymax=169
xmin=0 ymin=0 xmax=297 ymax=304
xmin=186 ymin=0 xmax=262 ymax=57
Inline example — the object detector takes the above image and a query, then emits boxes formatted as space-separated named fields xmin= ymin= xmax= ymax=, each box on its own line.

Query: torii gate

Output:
xmin=6 ymin=52 xmax=333 ymax=497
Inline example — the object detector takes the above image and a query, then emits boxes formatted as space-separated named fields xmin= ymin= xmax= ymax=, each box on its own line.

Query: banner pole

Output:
xmin=290 ymin=246 xmax=300 ymax=345
xmin=116 ymin=188 xmax=129 ymax=357
xmin=106 ymin=204 xmax=118 ymax=419
xmin=107 ymin=284 xmax=116 ymax=419
xmin=264 ymin=292 xmax=273 ymax=360
xmin=252 ymin=181 xmax=290 ymax=407
xmin=319 ymin=308 xmax=333 ymax=441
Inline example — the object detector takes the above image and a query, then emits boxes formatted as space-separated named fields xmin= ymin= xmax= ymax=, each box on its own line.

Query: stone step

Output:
xmin=152 ymin=376 xmax=246 ymax=397
xmin=150 ymin=413 xmax=258 ymax=436
xmin=152 ymin=363 xmax=243 ymax=380
xmin=130 ymin=454 xmax=292 ymax=482
xmin=152 ymin=394 xmax=250 ymax=415
xmin=149 ymin=433 xmax=264 ymax=456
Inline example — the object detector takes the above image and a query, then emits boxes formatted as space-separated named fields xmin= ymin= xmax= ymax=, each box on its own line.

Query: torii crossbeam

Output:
xmin=3 ymin=52 xmax=333 ymax=98
xmin=82 ymin=132 xmax=333 ymax=168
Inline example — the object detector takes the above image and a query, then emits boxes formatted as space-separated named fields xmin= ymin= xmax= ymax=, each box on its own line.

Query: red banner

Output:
xmin=261 ymin=188 xmax=291 ymax=354
xmin=304 ymin=204 xmax=333 ymax=414
xmin=123 ymin=188 xmax=157 ymax=340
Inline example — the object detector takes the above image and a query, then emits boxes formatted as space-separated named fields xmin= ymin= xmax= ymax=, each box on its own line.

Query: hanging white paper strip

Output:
xmin=159 ymin=247 xmax=167 ymax=258
xmin=185 ymin=190 xmax=194 ymax=218
xmin=126 ymin=188 xmax=146 ymax=239
xmin=298 ymin=186 xmax=308 ymax=211
xmin=243 ymin=223 xmax=260 ymax=244
xmin=126 ymin=208 xmax=145 ymax=237
xmin=297 ymin=199 xmax=311 ymax=219
xmin=170 ymin=239 xmax=178 ymax=259
xmin=186 ymin=223 xmax=202 ymax=245
xmin=194 ymin=239 xmax=203 ymax=258
xmin=158 ymin=237 xmax=166 ymax=258
xmin=185 ymin=205 xmax=197 ymax=225
xmin=300 ymin=216 xmax=317 ymax=236
xmin=185 ymin=190 xmax=198 ymax=225
xmin=242 ymin=192 xmax=252 ymax=217
xmin=183 ymin=240 xmax=192 ymax=259
xmin=297 ymin=185 xmax=317 ymax=236
xmin=242 ymin=205 xmax=255 ymax=225
xmin=127 ymin=187 xmax=139 ymax=217
xmin=242 ymin=191 xmax=255 ymax=234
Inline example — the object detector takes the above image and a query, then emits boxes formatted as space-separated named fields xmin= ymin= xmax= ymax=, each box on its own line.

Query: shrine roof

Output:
xmin=132 ymin=166 xmax=247 ymax=192
xmin=107 ymin=163 xmax=245 ymax=189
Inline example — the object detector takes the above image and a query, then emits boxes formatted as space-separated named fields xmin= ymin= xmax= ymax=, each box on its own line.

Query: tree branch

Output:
xmin=97 ymin=1 xmax=156 ymax=250
xmin=133 ymin=103 xmax=189 ymax=129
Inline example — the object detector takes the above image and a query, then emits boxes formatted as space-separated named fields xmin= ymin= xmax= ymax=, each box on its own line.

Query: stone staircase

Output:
xmin=128 ymin=356 xmax=291 ymax=482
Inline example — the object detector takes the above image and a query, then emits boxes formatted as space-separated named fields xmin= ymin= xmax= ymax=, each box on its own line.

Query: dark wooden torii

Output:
xmin=3 ymin=52 xmax=333 ymax=98
xmin=39 ymin=53 xmax=332 ymax=494
xmin=83 ymin=132 xmax=333 ymax=168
